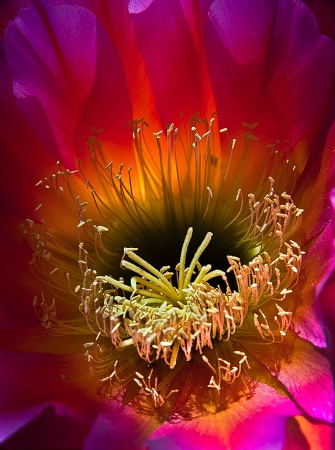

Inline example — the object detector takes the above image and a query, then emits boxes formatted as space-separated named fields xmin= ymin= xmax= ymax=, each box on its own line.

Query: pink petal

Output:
xmin=148 ymin=384 xmax=298 ymax=450
xmin=318 ymin=269 xmax=335 ymax=351
xmin=48 ymin=0 xmax=163 ymax=130
xmin=294 ymin=121 xmax=335 ymax=244
xmin=270 ymin=0 xmax=335 ymax=148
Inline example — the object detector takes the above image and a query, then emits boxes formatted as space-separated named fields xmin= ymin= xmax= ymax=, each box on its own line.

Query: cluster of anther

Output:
xmin=78 ymin=181 xmax=303 ymax=385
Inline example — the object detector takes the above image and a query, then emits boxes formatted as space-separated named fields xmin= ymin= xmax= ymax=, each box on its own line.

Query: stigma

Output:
xmin=22 ymin=116 xmax=304 ymax=418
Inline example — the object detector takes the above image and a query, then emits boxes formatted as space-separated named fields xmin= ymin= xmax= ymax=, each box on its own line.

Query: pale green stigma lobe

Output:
xmin=103 ymin=227 xmax=224 ymax=307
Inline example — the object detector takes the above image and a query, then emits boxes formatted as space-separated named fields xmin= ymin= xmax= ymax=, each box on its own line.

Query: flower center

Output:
xmin=23 ymin=116 xmax=304 ymax=419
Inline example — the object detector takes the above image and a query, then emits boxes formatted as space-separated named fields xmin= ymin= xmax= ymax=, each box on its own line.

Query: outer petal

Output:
xmin=302 ymin=0 xmax=335 ymax=40
xmin=129 ymin=0 xmax=215 ymax=125
xmin=278 ymin=337 xmax=334 ymax=423
xmin=83 ymin=408 xmax=159 ymax=450
xmin=56 ymin=0 xmax=163 ymax=129
xmin=295 ymin=416 xmax=334 ymax=450
xmin=292 ymin=122 xmax=335 ymax=346
xmin=0 ymin=405 xmax=89 ymax=448
xmin=147 ymin=384 xmax=299 ymax=450
xmin=0 ymin=402 xmax=47 ymax=445
xmin=0 ymin=39 xmax=58 ymax=217
xmin=5 ymin=2 xmax=132 ymax=168
xmin=292 ymin=223 xmax=334 ymax=347
xmin=206 ymin=0 xmax=335 ymax=147
xmin=318 ymin=187 xmax=335 ymax=356
xmin=0 ymin=349 xmax=99 ymax=444
xmin=0 ymin=0 xmax=28 ymax=36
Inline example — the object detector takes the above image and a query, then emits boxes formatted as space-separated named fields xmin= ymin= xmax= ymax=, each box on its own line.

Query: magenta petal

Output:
xmin=318 ymin=264 xmax=335 ymax=352
xmin=0 ymin=403 xmax=47 ymax=444
xmin=5 ymin=3 xmax=132 ymax=167
xmin=128 ymin=0 xmax=155 ymax=14
xmin=5 ymin=3 xmax=96 ymax=166
xmin=206 ymin=0 xmax=281 ymax=137
xmin=279 ymin=337 xmax=334 ymax=423
xmin=318 ymin=188 xmax=335 ymax=353
xmin=227 ymin=415 xmax=287 ymax=450
xmin=303 ymin=0 xmax=335 ymax=40
xmin=269 ymin=0 xmax=335 ymax=147
xmin=83 ymin=413 xmax=132 ymax=450
xmin=149 ymin=418 xmax=287 ymax=450
xmin=0 ymin=41 xmax=58 ymax=216
xmin=293 ymin=222 xmax=335 ymax=348
xmin=147 ymin=433 xmax=227 ymax=450
xmin=1 ymin=405 xmax=89 ymax=449
xmin=83 ymin=408 xmax=155 ymax=450
xmin=208 ymin=0 xmax=276 ymax=66
xmin=0 ymin=0 xmax=29 ymax=37
xmin=148 ymin=384 xmax=297 ymax=450
xmin=206 ymin=0 xmax=335 ymax=145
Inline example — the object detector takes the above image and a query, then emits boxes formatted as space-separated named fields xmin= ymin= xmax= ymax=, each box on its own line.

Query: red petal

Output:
xmin=129 ymin=0 xmax=214 ymax=125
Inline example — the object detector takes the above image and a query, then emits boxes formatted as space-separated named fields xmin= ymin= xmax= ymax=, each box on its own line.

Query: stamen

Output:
xmin=74 ymin=191 xmax=301 ymax=376
xmin=23 ymin=117 xmax=305 ymax=415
